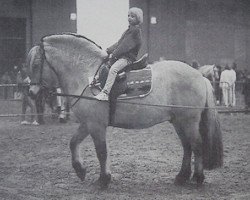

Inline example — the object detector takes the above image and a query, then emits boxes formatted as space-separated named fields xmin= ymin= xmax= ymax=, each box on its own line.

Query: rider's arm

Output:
xmin=112 ymin=28 xmax=141 ymax=59
xmin=106 ymin=42 xmax=118 ymax=54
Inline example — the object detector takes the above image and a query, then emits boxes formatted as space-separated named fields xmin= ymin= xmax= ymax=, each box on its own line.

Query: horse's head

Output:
xmin=28 ymin=45 xmax=59 ymax=99
xmin=28 ymin=34 xmax=107 ymax=99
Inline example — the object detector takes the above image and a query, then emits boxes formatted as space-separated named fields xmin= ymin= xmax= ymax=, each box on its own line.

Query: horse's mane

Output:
xmin=41 ymin=33 xmax=102 ymax=50
xmin=40 ymin=33 xmax=106 ymax=61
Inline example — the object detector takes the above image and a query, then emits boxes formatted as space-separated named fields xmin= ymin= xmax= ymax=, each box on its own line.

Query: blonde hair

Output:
xmin=129 ymin=7 xmax=143 ymax=24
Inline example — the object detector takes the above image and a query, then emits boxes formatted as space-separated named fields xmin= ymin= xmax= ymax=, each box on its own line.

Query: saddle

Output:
xmin=97 ymin=53 xmax=149 ymax=88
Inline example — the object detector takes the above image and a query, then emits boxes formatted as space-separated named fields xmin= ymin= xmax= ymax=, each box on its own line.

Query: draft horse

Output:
xmin=28 ymin=34 xmax=223 ymax=188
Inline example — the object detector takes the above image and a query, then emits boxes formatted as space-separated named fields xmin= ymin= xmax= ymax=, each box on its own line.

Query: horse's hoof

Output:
xmin=174 ymin=175 xmax=188 ymax=186
xmin=98 ymin=173 xmax=111 ymax=189
xmin=191 ymin=173 xmax=205 ymax=186
xmin=72 ymin=162 xmax=86 ymax=181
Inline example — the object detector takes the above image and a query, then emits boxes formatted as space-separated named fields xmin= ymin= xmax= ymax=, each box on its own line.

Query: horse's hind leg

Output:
xmin=173 ymin=122 xmax=192 ymax=185
xmin=89 ymin=124 xmax=111 ymax=188
xmin=190 ymin=132 xmax=205 ymax=186
xmin=70 ymin=123 xmax=89 ymax=181
xmin=184 ymin=120 xmax=205 ymax=186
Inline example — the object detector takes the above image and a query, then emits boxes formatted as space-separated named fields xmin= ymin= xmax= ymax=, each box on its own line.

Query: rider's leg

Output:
xmin=95 ymin=58 xmax=129 ymax=100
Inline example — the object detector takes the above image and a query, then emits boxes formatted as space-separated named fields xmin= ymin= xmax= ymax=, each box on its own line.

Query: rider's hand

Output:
xmin=109 ymin=54 xmax=113 ymax=59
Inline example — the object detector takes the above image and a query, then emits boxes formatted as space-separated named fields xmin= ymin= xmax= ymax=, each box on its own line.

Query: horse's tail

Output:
xmin=199 ymin=78 xmax=223 ymax=170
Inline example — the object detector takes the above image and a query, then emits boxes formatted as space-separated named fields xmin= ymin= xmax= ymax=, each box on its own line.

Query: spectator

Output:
xmin=242 ymin=73 xmax=250 ymax=114
xmin=17 ymin=67 xmax=39 ymax=125
xmin=214 ymin=65 xmax=222 ymax=105
xmin=219 ymin=64 xmax=236 ymax=107
xmin=191 ymin=60 xmax=200 ymax=69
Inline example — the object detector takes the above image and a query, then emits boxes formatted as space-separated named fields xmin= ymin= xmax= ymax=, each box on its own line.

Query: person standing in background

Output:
xmin=242 ymin=72 xmax=250 ymax=113
xmin=17 ymin=67 xmax=39 ymax=125
xmin=191 ymin=60 xmax=200 ymax=70
xmin=219 ymin=64 xmax=236 ymax=107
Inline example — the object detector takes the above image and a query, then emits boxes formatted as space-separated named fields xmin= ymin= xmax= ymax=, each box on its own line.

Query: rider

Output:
xmin=95 ymin=7 xmax=143 ymax=101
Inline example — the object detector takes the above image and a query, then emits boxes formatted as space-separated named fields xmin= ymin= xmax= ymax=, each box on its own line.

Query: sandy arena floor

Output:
xmin=0 ymin=113 xmax=249 ymax=200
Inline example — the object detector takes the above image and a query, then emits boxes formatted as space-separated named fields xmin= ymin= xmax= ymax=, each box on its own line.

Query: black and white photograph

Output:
xmin=0 ymin=0 xmax=249 ymax=199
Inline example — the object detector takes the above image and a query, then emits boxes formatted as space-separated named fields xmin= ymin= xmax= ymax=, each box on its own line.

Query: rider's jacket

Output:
xmin=106 ymin=25 xmax=142 ymax=63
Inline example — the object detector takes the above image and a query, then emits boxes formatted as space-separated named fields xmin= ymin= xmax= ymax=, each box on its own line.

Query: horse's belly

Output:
xmin=112 ymin=105 xmax=172 ymax=129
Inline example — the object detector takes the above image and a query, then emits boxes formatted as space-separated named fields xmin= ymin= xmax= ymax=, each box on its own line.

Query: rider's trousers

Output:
xmin=103 ymin=58 xmax=129 ymax=94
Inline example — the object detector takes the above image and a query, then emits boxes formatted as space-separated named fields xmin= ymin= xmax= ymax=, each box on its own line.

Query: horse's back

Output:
xmin=149 ymin=60 xmax=207 ymax=108
xmin=151 ymin=60 xmax=204 ymax=86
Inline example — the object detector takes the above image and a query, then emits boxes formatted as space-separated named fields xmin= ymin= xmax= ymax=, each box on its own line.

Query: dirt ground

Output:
xmin=0 ymin=113 xmax=249 ymax=200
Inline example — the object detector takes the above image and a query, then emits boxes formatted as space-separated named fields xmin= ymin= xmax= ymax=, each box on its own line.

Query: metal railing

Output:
xmin=0 ymin=83 xmax=21 ymax=100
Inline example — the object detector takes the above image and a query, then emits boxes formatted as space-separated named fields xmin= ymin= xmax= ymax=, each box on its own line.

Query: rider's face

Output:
xmin=128 ymin=12 xmax=138 ymax=25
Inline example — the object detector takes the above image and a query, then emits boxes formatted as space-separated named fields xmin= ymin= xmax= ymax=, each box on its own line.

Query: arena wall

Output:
xmin=0 ymin=0 xmax=76 ymax=73
xmin=130 ymin=0 xmax=250 ymax=69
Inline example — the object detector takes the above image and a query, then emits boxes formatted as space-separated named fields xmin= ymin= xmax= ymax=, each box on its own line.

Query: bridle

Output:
xmin=31 ymin=40 xmax=91 ymax=109
xmin=31 ymin=39 xmax=106 ymax=109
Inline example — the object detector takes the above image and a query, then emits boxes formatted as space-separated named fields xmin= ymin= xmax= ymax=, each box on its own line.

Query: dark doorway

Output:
xmin=0 ymin=17 xmax=26 ymax=74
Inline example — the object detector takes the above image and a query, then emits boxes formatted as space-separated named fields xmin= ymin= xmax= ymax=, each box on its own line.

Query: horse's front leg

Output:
xmin=35 ymin=94 xmax=45 ymax=124
xmin=70 ymin=123 xmax=89 ymax=181
xmin=89 ymin=123 xmax=111 ymax=189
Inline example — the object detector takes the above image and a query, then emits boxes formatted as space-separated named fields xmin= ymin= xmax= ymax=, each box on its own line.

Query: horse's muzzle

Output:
xmin=29 ymin=85 xmax=41 ymax=99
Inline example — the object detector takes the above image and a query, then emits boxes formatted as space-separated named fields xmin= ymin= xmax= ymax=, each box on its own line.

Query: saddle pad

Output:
xmin=118 ymin=66 xmax=152 ymax=100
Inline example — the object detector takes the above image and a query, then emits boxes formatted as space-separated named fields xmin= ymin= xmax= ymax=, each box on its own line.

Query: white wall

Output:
xmin=77 ymin=0 xmax=129 ymax=49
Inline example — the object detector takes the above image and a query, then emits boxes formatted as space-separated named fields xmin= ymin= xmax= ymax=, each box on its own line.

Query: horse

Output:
xmin=28 ymin=34 xmax=223 ymax=188
xmin=198 ymin=65 xmax=220 ymax=84
xmin=198 ymin=65 xmax=221 ymax=104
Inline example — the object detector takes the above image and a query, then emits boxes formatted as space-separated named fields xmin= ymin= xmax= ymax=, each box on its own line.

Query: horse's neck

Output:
xmin=50 ymin=50 xmax=103 ymax=96
xmin=44 ymin=35 xmax=107 ymax=96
